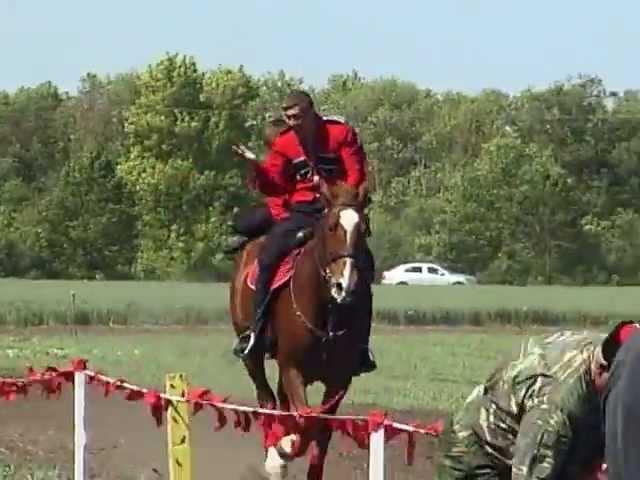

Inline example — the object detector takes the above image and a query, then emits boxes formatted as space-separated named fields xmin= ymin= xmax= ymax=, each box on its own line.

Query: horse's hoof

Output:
xmin=265 ymin=446 xmax=288 ymax=479
xmin=277 ymin=434 xmax=299 ymax=459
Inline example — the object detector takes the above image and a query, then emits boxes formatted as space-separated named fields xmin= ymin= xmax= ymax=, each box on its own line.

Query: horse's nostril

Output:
xmin=334 ymin=282 xmax=344 ymax=293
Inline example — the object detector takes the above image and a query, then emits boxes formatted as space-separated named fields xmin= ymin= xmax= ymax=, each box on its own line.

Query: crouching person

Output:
xmin=434 ymin=323 xmax=635 ymax=480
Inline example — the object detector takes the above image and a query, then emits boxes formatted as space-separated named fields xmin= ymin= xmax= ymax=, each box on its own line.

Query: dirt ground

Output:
xmin=0 ymin=387 xmax=442 ymax=479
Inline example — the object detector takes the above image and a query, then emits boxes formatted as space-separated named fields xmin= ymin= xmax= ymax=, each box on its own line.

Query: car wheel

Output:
xmin=396 ymin=282 xmax=408 ymax=286
xmin=452 ymin=282 xmax=465 ymax=286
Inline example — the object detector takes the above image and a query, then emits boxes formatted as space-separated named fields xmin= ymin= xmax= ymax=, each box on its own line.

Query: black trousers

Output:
xmin=603 ymin=331 xmax=640 ymax=479
xmin=254 ymin=202 xmax=324 ymax=321
xmin=232 ymin=205 xmax=274 ymax=239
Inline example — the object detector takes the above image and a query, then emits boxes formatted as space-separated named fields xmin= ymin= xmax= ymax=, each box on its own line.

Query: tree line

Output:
xmin=1 ymin=53 xmax=639 ymax=285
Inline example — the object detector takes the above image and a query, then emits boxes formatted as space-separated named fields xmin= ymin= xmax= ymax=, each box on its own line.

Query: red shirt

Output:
xmin=253 ymin=115 xmax=367 ymax=219
xmin=246 ymin=164 xmax=289 ymax=220
xmin=264 ymin=195 xmax=288 ymax=220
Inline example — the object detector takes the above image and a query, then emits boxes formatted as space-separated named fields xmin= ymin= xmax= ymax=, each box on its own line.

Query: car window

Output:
xmin=427 ymin=267 xmax=440 ymax=275
xmin=404 ymin=266 xmax=422 ymax=273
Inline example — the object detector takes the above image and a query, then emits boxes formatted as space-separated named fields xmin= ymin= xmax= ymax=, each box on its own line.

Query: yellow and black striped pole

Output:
xmin=166 ymin=373 xmax=192 ymax=480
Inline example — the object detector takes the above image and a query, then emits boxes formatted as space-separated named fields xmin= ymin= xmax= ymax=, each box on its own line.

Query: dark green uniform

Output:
xmin=435 ymin=330 xmax=605 ymax=480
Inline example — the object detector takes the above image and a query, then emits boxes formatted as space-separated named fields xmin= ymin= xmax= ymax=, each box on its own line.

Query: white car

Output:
xmin=380 ymin=262 xmax=477 ymax=286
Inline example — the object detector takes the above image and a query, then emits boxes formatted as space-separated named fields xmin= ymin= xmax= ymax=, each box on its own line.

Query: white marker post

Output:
xmin=369 ymin=426 xmax=385 ymax=479
xmin=74 ymin=371 xmax=87 ymax=480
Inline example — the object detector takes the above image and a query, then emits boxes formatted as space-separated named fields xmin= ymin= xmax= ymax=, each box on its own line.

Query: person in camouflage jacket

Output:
xmin=434 ymin=322 xmax=636 ymax=480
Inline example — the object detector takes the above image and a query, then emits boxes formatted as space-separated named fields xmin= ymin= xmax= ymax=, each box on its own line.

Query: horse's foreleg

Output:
xmin=306 ymin=385 xmax=348 ymax=480
xmin=306 ymin=426 xmax=332 ymax=480
xmin=265 ymin=364 xmax=307 ymax=479
xmin=244 ymin=354 xmax=276 ymax=409
xmin=279 ymin=364 xmax=310 ymax=455
xmin=247 ymin=358 xmax=291 ymax=480
xmin=277 ymin=373 xmax=291 ymax=411
xmin=280 ymin=364 xmax=308 ymax=410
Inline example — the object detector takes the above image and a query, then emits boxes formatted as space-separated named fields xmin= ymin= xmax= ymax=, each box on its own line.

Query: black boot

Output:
xmin=223 ymin=235 xmax=249 ymax=255
xmin=355 ymin=347 xmax=377 ymax=376
xmin=353 ymin=262 xmax=377 ymax=376
xmin=232 ymin=270 xmax=272 ymax=359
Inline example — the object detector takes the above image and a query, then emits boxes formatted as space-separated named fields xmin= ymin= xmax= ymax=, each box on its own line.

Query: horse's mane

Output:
xmin=320 ymin=181 xmax=362 ymax=209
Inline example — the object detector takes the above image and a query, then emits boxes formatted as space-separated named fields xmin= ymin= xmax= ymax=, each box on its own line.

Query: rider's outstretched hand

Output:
xmin=231 ymin=144 xmax=257 ymax=161
xmin=232 ymin=144 xmax=259 ymax=186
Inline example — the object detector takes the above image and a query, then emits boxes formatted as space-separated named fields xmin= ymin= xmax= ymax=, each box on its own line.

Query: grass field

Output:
xmin=0 ymin=280 xmax=627 ymax=424
xmin=4 ymin=327 xmax=534 ymax=480
xmin=0 ymin=324 xmax=604 ymax=412
xmin=0 ymin=279 xmax=622 ymax=478
xmin=1 ymin=278 xmax=638 ymax=327
xmin=0 ymin=462 xmax=64 ymax=480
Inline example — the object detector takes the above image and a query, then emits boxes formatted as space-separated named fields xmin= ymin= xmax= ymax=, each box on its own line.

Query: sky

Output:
xmin=1 ymin=0 xmax=638 ymax=95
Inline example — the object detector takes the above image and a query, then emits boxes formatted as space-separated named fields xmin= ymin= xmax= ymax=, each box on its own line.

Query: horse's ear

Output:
xmin=316 ymin=179 xmax=362 ymax=208
xmin=316 ymin=177 xmax=333 ymax=207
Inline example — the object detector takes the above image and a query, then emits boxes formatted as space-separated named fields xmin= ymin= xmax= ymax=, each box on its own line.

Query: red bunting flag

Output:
xmin=0 ymin=358 xmax=443 ymax=466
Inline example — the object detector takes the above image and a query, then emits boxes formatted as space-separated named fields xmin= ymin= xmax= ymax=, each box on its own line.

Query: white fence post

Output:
xmin=369 ymin=426 xmax=385 ymax=480
xmin=74 ymin=371 xmax=87 ymax=480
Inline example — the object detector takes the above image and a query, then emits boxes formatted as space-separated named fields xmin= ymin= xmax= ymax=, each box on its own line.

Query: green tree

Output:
xmin=424 ymin=134 xmax=576 ymax=284
xmin=117 ymin=54 xmax=257 ymax=278
xmin=38 ymin=151 xmax=139 ymax=278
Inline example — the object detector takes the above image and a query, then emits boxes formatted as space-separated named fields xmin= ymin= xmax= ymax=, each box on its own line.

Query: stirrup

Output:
xmin=366 ymin=347 xmax=376 ymax=362
xmin=233 ymin=331 xmax=256 ymax=358
xmin=354 ymin=347 xmax=377 ymax=376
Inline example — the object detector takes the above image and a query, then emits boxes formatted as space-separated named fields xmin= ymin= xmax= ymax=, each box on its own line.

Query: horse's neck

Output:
xmin=298 ymin=238 xmax=323 ymax=283
xmin=293 ymin=238 xmax=329 ymax=311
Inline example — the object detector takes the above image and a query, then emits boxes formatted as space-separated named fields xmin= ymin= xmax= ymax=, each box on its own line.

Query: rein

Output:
xmin=289 ymin=249 xmax=339 ymax=342
xmin=288 ymin=205 xmax=362 ymax=342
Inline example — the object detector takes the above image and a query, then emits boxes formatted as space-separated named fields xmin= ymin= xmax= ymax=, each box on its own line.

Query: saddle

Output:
xmin=246 ymin=249 xmax=301 ymax=292
xmin=244 ymin=228 xmax=314 ymax=292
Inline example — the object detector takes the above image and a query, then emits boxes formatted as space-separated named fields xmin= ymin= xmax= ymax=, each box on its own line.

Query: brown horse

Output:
xmin=229 ymin=181 xmax=371 ymax=480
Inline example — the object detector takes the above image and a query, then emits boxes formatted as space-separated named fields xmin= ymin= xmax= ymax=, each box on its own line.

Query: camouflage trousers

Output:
xmin=433 ymin=418 xmax=510 ymax=480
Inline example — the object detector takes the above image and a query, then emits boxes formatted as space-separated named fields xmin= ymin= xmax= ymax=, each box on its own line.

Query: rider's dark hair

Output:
xmin=281 ymin=90 xmax=314 ymax=111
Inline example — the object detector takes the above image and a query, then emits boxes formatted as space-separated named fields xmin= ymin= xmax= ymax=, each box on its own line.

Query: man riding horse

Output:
xmin=230 ymin=90 xmax=377 ymax=376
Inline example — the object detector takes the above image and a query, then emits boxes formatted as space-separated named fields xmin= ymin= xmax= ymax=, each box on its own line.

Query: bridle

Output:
xmin=314 ymin=203 xmax=361 ymax=284
xmin=289 ymin=202 xmax=364 ymax=341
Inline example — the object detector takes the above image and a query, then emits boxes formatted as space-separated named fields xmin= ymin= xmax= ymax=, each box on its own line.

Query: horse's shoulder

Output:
xmin=294 ymin=235 xmax=320 ymax=265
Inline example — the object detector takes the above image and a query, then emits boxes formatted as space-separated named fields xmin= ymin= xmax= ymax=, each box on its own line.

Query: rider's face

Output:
xmin=283 ymin=104 xmax=312 ymax=132
xmin=591 ymin=356 xmax=610 ymax=394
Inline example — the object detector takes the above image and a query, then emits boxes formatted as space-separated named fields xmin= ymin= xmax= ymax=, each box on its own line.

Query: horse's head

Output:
xmin=315 ymin=180 xmax=368 ymax=304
